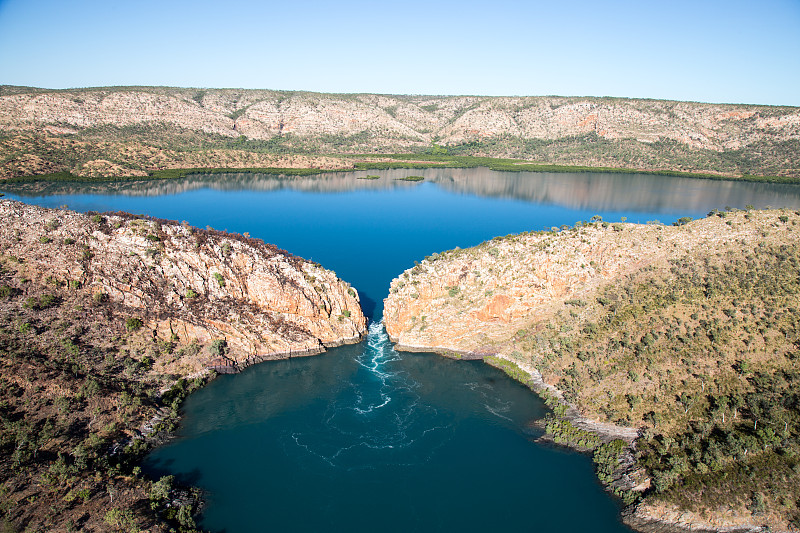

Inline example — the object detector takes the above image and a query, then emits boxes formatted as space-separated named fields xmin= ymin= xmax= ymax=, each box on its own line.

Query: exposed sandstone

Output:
xmin=1 ymin=86 xmax=798 ymax=179
xmin=384 ymin=221 xmax=703 ymax=353
xmin=2 ymin=89 xmax=796 ymax=154
xmin=0 ymin=200 xmax=367 ymax=373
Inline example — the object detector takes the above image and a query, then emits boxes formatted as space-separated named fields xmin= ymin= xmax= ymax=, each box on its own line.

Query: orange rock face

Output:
xmin=383 ymin=214 xmax=786 ymax=355
xmin=475 ymin=294 xmax=513 ymax=323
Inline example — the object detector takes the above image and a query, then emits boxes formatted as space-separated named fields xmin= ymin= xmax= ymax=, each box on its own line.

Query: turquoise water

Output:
xmin=4 ymin=168 xmax=800 ymax=532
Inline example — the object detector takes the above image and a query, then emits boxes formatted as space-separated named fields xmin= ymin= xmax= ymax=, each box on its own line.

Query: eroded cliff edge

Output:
xmin=1 ymin=200 xmax=366 ymax=371
xmin=384 ymin=209 xmax=800 ymax=532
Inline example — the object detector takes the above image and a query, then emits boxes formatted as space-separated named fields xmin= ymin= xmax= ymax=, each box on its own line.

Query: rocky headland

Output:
xmin=0 ymin=200 xmax=366 ymax=369
xmin=1 ymin=86 xmax=798 ymax=180
xmin=384 ymin=209 xmax=800 ymax=532
xmin=0 ymin=200 xmax=366 ymax=531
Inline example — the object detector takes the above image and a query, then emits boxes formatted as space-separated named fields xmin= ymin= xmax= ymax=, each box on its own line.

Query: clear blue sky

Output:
xmin=0 ymin=0 xmax=798 ymax=106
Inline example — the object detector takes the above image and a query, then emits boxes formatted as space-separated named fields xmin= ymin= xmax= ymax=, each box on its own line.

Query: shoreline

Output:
xmin=207 ymin=332 xmax=365 ymax=373
xmin=3 ymin=155 xmax=799 ymax=186
xmin=390 ymin=336 xmax=640 ymax=442
xmin=0 ymin=199 xmax=369 ymax=531
xmin=389 ymin=337 xmax=774 ymax=533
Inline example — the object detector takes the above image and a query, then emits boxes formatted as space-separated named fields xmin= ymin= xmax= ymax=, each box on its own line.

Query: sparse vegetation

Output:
xmin=1 ymin=88 xmax=798 ymax=183
xmin=0 ymin=255 xmax=207 ymax=532
xmin=386 ymin=209 xmax=800 ymax=530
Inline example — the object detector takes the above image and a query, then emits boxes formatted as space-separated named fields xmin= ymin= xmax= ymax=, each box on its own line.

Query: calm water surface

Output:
xmin=4 ymin=168 xmax=800 ymax=532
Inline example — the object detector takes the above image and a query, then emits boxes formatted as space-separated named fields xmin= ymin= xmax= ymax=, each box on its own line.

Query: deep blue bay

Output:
xmin=4 ymin=167 xmax=800 ymax=532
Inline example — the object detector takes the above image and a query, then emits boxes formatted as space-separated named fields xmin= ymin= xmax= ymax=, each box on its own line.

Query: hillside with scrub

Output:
xmin=1 ymin=86 xmax=799 ymax=181
xmin=384 ymin=208 xmax=800 ymax=532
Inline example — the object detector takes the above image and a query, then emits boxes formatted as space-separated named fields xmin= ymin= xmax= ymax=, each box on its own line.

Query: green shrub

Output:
xmin=63 ymin=488 xmax=90 ymax=503
xmin=23 ymin=294 xmax=59 ymax=310
xmin=210 ymin=339 xmax=227 ymax=357
xmin=81 ymin=378 xmax=100 ymax=398
xmin=104 ymin=508 xmax=135 ymax=529
xmin=125 ymin=317 xmax=143 ymax=332
xmin=149 ymin=475 xmax=173 ymax=509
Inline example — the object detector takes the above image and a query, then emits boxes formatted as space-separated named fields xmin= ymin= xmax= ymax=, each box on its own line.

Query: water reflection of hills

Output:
xmin=4 ymin=167 xmax=800 ymax=213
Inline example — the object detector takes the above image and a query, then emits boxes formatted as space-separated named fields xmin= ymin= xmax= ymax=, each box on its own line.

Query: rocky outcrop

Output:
xmin=0 ymin=200 xmax=367 ymax=372
xmin=623 ymin=504 xmax=767 ymax=533
xmin=384 ymin=221 xmax=689 ymax=353
xmin=383 ymin=212 xmax=795 ymax=356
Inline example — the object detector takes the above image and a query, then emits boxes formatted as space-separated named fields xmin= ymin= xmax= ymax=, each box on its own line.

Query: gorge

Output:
xmin=2 ymin=167 xmax=800 ymax=532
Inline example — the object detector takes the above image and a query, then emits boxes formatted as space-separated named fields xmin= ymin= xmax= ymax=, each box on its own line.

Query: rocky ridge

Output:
xmin=0 ymin=200 xmax=367 ymax=373
xmin=1 ymin=86 xmax=799 ymax=179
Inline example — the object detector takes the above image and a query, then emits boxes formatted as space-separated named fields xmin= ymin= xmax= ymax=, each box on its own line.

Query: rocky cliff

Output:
xmin=0 ymin=200 xmax=367 ymax=372
xmin=383 ymin=210 xmax=800 ymax=532
xmin=1 ymin=86 xmax=798 ymax=179
xmin=0 ymin=200 xmax=368 ymax=532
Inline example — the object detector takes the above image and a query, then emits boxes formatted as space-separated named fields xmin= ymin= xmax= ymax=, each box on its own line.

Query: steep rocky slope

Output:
xmin=1 ymin=86 xmax=798 ymax=179
xmin=384 ymin=209 xmax=800 ymax=532
xmin=0 ymin=200 xmax=366 ymax=531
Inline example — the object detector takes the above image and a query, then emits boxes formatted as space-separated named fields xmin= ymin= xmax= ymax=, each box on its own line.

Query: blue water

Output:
xmin=4 ymin=168 xmax=800 ymax=532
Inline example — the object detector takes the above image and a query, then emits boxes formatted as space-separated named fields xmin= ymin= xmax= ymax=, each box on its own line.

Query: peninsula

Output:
xmin=384 ymin=208 xmax=800 ymax=532
xmin=0 ymin=200 xmax=366 ymax=531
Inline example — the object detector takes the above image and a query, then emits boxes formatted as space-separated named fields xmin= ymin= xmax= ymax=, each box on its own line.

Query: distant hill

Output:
xmin=1 ymin=85 xmax=799 ymax=179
